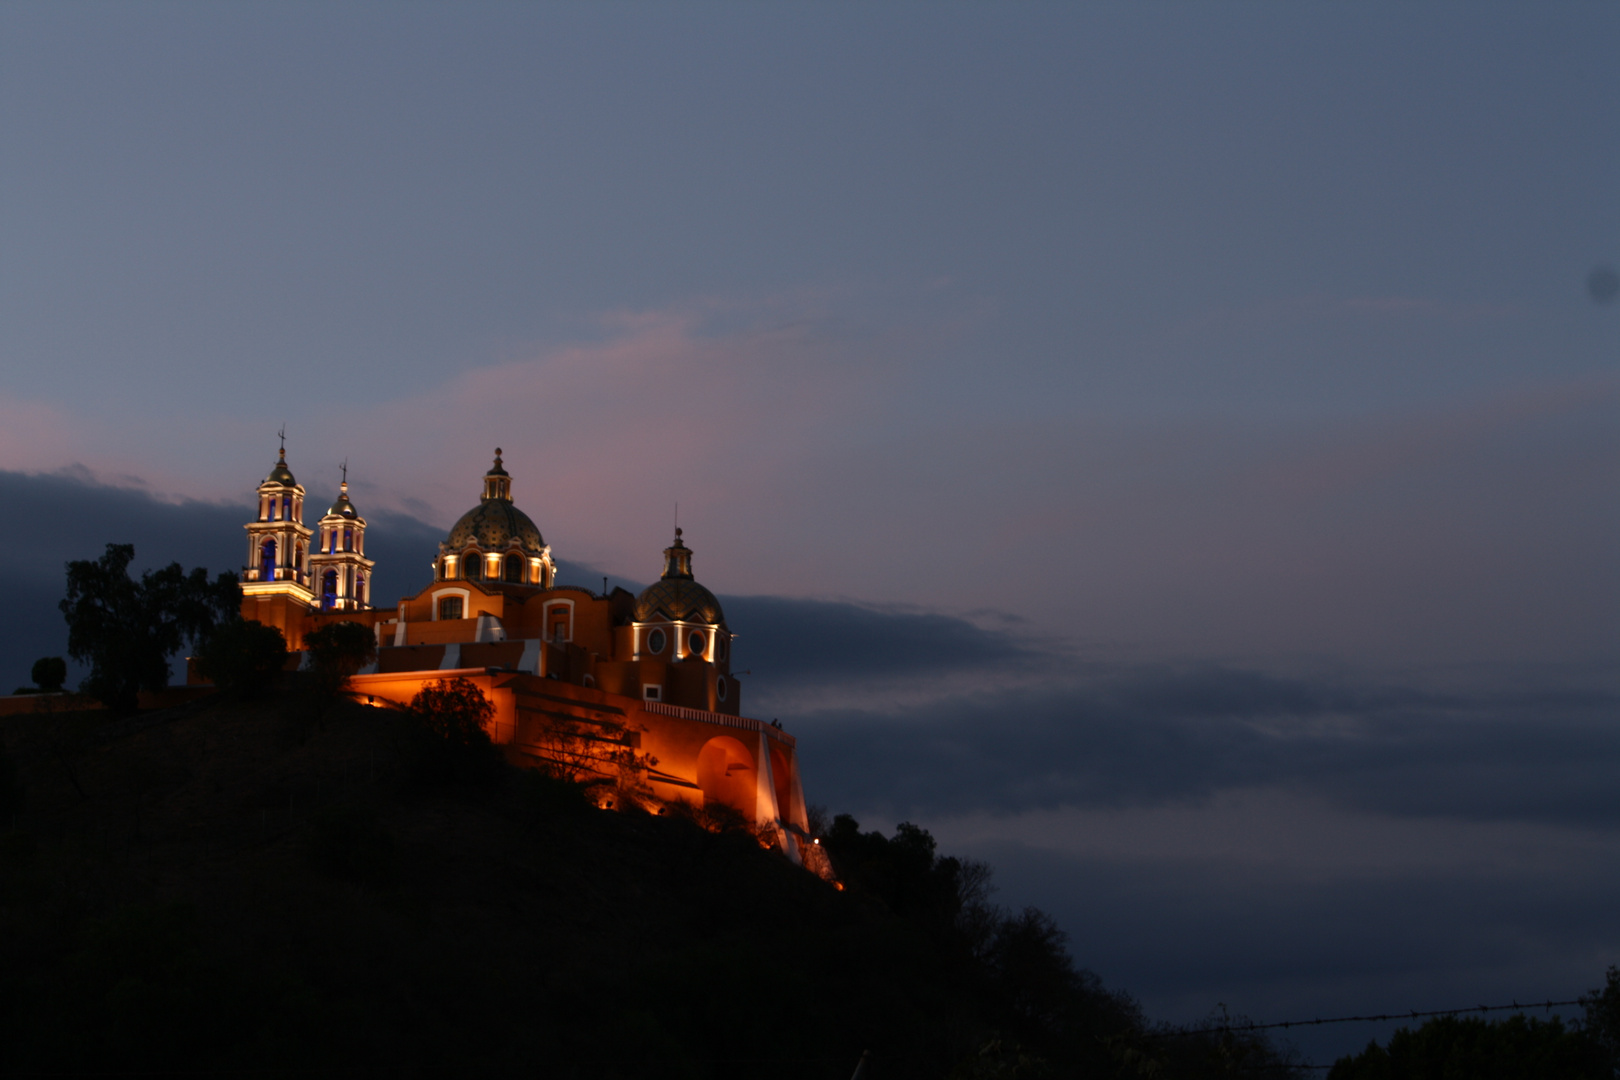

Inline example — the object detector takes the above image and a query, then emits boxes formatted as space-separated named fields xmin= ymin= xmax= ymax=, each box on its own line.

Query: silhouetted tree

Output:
xmin=825 ymin=815 xmax=983 ymax=933
xmin=303 ymin=620 xmax=377 ymax=696
xmin=194 ymin=620 xmax=287 ymax=697
xmin=59 ymin=543 xmax=239 ymax=712
xmin=406 ymin=676 xmax=505 ymax=790
xmin=1328 ymin=1012 xmax=1607 ymax=1079
xmin=30 ymin=657 xmax=67 ymax=693
xmin=1582 ymin=966 xmax=1620 ymax=1078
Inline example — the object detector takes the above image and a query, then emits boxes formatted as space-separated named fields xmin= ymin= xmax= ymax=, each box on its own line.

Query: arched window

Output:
xmin=439 ymin=596 xmax=463 ymax=620
xmin=260 ymin=538 xmax=276 ymax=579
xmin=463 ymin=554 xmax=481 ymax=581
xmin=343 ymin=529 xmax=353 ymax=552
xmin=322 ymin=569 xmax=338 ymax=609
xmin=356 ymin=573 xmax=366 ymax=605
xmin=281 ymin=496 xmax=291 ymax=520
xmin=504 ymin=554 xmax=522 ymax=583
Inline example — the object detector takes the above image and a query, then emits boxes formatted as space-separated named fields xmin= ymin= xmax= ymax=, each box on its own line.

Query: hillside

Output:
xmin=0 ymin=682 xmax=1297 ymax=1079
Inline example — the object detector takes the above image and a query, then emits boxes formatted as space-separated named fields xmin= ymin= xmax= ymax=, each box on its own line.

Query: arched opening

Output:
xmin=356 ymin=572 xmax=367 ymax=606
xmin=322 ymin=569 xmax=338 ymax=609
xmin=260 ymin=538 xmax=276 ymax=580
xmin=696 ymin=736 xmax=755 ymax=818
xmin=462 ymin=552 xmax=481 ymax=581
xmin=343 ymin=528 xmax=353 ymax=552
xmin=504 ymin=553 xmax=522 ymax=583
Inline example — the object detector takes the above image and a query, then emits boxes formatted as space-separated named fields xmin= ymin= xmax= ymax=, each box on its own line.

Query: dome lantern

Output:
xmin=483 ymin=447 xmax=512 ymax=502
xmin=634 ymin=529 xmax=725 ymax=628
xmin=437 ymin=449 xmax=554 ymax=587
xmin=661 ymin=528 xmax=695 ymax=580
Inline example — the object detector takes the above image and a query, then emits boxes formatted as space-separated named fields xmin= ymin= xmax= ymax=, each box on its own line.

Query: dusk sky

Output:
xmin=2 ymin=2 xmax=1617 ymax=1064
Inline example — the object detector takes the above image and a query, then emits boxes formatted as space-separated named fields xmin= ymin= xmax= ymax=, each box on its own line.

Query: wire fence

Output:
xmin=1176 ymin=996 xmax=1584 ymax=1037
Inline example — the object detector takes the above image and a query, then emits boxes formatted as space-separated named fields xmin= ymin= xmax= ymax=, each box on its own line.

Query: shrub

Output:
xmin=31 ymin=657 xmax=67 ymax=692
xmin=405 ymin=677 xmax=506 ymax=792
xmin=303 ymin=620 xmax=377 ymax=696
xmin=195 ymin=620 xmax=288 ymax=697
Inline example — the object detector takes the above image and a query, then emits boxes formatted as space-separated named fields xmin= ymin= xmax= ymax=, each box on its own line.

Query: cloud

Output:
xmin=792 ymin=664 xmax=1620 ymax=830
xmin=721 ymin=594 xmax=1045 ymax=711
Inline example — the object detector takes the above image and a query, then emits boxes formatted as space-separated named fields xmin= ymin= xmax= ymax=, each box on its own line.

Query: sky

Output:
xmin=2 ymin=1 xmax=1617 ymax=1065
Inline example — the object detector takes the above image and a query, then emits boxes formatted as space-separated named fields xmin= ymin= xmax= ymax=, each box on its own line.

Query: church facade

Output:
xmin=229 ymin=446 xmax=814 ymax=863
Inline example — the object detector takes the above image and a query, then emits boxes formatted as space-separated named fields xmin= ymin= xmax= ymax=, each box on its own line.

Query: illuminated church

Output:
xmin=233 ymin=445 xmax=814 ymax=863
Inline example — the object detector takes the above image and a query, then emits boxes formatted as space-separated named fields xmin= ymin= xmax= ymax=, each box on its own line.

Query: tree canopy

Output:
xmin=302 ymin=620 xmax=377 ymax=696
xmin=30 ymin=657 xmax=67 ymax=693
xmin=405 ymin=676 xmax=505 ymax=790
xmin=193 ymin=620 xmax=288 ymax=698
xmin=1328 ymin=972 xmax=1620 ymax=1080
xmin=59 ymin=543 xmax=239 ymax=712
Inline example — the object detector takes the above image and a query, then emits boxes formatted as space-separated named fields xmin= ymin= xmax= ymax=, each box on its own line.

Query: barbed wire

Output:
xmin=1174 ymin=996 xmax=1584 ymax=1037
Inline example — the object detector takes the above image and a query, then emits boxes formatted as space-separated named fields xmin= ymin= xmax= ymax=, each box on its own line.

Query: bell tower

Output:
xmin=241 ymin=437 xmax=314 ymax=605
xmin=307 ymin=462 xmax=376 ymax=611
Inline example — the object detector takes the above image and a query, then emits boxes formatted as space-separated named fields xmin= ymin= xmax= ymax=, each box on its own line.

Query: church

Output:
xmin=228 ymin=444 xmax=815 ymax=864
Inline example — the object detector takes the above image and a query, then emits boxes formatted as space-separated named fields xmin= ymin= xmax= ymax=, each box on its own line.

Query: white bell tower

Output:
xmin=307 ymin=461 xmax=376 ymax=611
xmin=242 ymin=434 xmax=314 ymax=604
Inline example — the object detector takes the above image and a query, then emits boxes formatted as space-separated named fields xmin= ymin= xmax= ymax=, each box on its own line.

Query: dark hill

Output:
xmin=0 ymin=684 xmax=1300 ymax=1079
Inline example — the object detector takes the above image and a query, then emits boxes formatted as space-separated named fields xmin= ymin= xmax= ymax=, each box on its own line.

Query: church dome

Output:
xmin=326 ymin=483 xmax=360 ymax=519
xmin=443 ymin=449 xmax=546 ymax=553
xmin=634 ymin=578 xmax=725 ymax=626
xmin=447 ymin=499 xmax=545 ymax=552
xmin=633 ymin=530 xmax=725 ymax=626
xmin=264 ymin=449 xmax=297 ymax=487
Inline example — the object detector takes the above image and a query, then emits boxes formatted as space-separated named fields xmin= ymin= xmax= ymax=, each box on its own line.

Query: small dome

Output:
xmin=634 ymin=578 xmax=725 ymax=626
xmin=326 ymin=484 xmax=360 ymax=519
xmin=633 ymin=530 xmax=725 ymax=626
xmin=446 ymin=499 xmax=545 ymax=552
xmin=264 ymin=449 xmax=296 ymax=487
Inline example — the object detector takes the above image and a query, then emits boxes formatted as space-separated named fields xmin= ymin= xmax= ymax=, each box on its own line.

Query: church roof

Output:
xmin=443 ymin=449 xmax=546 ymax=554
xmin=446 ymin=499 xmax=546 ymax=552
xmin=263 ymin=449 xmax=297 ymax=487
xmin=633 ymin=530 xmax=725 ymax=626
xmin=325 ymin=485 xmax=360 ymax=519
xmin=633 ymin=578 xmax=726 ymax=626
